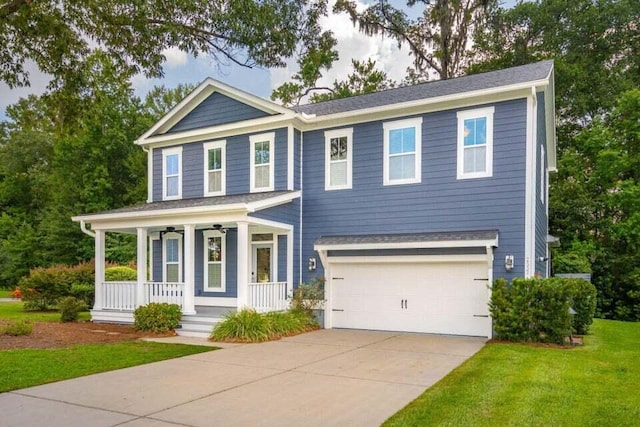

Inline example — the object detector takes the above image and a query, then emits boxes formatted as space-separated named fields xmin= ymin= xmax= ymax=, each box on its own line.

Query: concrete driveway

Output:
xmin=0 ymin=329 xmax=485 ymax=427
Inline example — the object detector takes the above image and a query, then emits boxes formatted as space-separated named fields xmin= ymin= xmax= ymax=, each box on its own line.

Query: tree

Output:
xmin=272 ymin=58 xmax=396 ymax=105
xmin=0 ymin=0 xmax=333 ymax=88
xmin=334 ymin=0 xmax=495 ymax=80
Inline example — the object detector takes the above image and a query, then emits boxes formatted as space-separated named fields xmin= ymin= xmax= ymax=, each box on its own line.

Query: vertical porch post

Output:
xmin=94 ymin=229 xmax=105 ymax=310
xmin=136 ymin=227 xmax=147 ymax=307
xmin=183 ymin=224 xmax=196 ymax=315
xmin=287 ymin=230 xmax=293 ymax=298
xmin=237 ymin=221 xmax=249 ymax=309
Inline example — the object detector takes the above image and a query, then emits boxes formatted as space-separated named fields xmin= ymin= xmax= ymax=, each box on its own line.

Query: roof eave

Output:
xmin=314 ymin=237 xmax=499 ymax=252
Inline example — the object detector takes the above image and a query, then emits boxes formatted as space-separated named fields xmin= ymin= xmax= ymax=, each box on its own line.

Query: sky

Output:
xmin=0 ymin=0 xmax=518 ymax=121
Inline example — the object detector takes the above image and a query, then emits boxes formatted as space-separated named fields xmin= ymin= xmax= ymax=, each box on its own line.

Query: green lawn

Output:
xmin=0 ymin=301 xmax=90 ymax=322
xmin=385 ymin=319 xmax=639 ymax=426
xmin=0 ymin=289 xmax=14 ymax=298
xmin=0 ymin=341 xmax=214 ymax=392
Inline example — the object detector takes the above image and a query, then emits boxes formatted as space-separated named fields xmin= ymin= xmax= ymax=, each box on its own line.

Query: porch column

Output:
xmin=237 ymin=221 xmax=249 ymax=309
xmin=94 ymin=229 xmax=105 ymax=310
xmin=287 ymin=230 xmax=294 ymax=297
xmin=183 ymin=224 xmax=196 ymax=315
xmin=135 ymin=227 xmax=147 ymax=307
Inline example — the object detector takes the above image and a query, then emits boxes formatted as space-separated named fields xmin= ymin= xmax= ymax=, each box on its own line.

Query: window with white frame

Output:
xmin=457 ymin=107 xmax=494 ymax=179
xmin=324 ymin=128 xmax=353 ymax=190
xmin=383 ymin=118 xmax=422 ymax=185
xmin=540 ymin=144 xmax=545 ymax=203
xmin=163 ymin=147 xmax=182 ymax=199
xmin=203 ymin=231 xmax=225 ymax=292
xmin=163 ymin=234 xmax=182 ymax=283
xmin=203 ymin=140 xmax=226 ymax=196
xmin=250 ymin=132 xmax=275 ymax=192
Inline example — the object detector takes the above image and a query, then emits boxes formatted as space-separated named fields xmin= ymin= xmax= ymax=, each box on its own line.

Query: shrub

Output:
xmin=2 ymin=320 xmax=33 ymax=336
xmin=10 ymin=287 xmax=22 ymax=299
xmin=211 ymin=308 xmax=317 ymax=343
xmin=134 ymin=303 xmax=181 ymax=333
xmin=563 ymin=278 xmax=597 ymax=334
xmin=105 ymin=266 xmax=137 ymax=281
xmin=19 ymin=262 xmax=94 ymax=310
xmin=58 ymin=297 xmax=88 ymax=322
xmin=290 ymin=277 xmax=325 ymax=316
xmin=70 ymin=283 xmax=95 ymax=307
xmin=490 ymin=277 xmax=573 ymax=345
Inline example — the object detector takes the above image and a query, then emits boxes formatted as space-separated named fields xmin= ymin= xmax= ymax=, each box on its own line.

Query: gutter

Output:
xmin=79 ymin=220 xmax=95 ymax=238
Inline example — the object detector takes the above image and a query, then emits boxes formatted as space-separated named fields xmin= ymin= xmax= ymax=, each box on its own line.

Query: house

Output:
xmin=72 ymin=60 xmax=556 ymax=338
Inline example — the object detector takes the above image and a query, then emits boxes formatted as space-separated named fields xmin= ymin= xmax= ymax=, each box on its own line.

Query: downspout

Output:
xmin=299 ymin=129 xmax=304 ymax=286
xmin=79 ymin=220 xmax=95 ymax=238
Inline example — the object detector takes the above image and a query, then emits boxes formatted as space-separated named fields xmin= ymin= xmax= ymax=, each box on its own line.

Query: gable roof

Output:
xmin=294 ymin=60 xmax=554 ymax=117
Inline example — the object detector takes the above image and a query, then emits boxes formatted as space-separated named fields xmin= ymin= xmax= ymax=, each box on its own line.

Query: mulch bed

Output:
xmin=0 ymin=321 xmax=175 ymax=350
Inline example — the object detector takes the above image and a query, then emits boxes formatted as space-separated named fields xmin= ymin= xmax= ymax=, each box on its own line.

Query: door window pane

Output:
xmin=256 ymin=247 xmax=271 ymax=282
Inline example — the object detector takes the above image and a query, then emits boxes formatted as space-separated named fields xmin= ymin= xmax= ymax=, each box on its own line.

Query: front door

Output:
xmin=252 ymin=244 xmax=273 ymax=283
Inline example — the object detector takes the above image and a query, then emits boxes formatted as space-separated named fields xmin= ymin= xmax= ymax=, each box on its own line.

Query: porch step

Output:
xmin=177 ymin=315 xmax=222 ymax=339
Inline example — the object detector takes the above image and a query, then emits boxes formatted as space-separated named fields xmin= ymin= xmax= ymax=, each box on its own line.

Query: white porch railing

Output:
xmin=248 ymin=281 xmax=288 ymax=313
xmin=143 ymin=282 xmax=185 ymax=307
xmin=102 ymin=281 xmax=137 ymax=310
xmin=100 ymin=281 xmax=185 ymax=311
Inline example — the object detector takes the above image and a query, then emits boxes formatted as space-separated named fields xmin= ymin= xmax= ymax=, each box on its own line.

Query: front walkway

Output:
xmin=0 ymin=329 xmax=485 ymax=427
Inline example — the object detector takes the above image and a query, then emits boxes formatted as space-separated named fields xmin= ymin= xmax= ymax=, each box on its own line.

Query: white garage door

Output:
xmin=330 ymin=261 xmax=491 ymax=337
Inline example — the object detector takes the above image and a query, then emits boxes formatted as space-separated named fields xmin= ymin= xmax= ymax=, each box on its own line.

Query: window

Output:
xmin=163 ymin=234 xmax=182 ymax=283
xmin=383 ymin=118 xmax=422 ymax=185
xmin=203 ymin=231 xmax=225 ymax=292
xmin=540 ymin=144 xmax=545 ymax=204
xmin=162 ymin=147 xmax=182 ymax=200
xmin=250 ymin=132 xmax=275 ymax=192
xmin=457 ymin=107 xmax=494 ymax=179
xmin=324 ymin=128 xmax=353 ymax=190
xmin=203 ymin=140 xmax=226 ymax=196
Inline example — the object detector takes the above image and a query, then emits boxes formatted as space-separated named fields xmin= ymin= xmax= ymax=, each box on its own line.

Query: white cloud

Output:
xmin=161 ymin=47 xmax=189 ymax=69
xmin=0 ymin=61 xmax=51 ymax=120
xmin=269 ymin=0 xmax=415 ymax=102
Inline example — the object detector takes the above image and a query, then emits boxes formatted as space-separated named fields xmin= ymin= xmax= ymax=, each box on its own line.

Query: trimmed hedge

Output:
xmin=490 ymin=277 xmax=597 ymax=345
xmin=134 ymin=303 xmax=181 ymax=333
xmin=105 ymin=266 xmax=137 ymax=281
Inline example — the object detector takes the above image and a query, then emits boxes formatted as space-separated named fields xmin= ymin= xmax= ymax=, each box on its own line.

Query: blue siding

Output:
xmin=168 ymin=92 xmax=271 ymax=133
xmin=301 ymin=99 xmax=528 ymax=282
xmin=183 ymin=143 xmax=202 ymax=198
xmin=152 ymin=149 xmax=162 ymax=202
xmin=277 ymin=235 xmax=287 ymax=282
xmin=535 ymin=92 xmax=549 ymax=277
xmin=152 ymin=239 xmax=161 ymax=281
xmin=294 ymin=129 xmax=302 ymax=190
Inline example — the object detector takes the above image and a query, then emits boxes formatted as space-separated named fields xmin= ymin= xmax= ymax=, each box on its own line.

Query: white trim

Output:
xmin=485 ymin=246 xmax=494 ymax=338
xmin=246 ymin=216 xmax=294 ymax=231
xmin=246 ymin=190 xmax=301 ymax=212
xmin=299 ymin=131 xmax=304 ymax=286
xmin=327 ymin=254 xmax=488 ymax=264
xmin=202 ymin=230 xmax=226 ymax=292
xmin=456 ymin=107 xmax=494 ymax=180
xmin=524 ymin=89 xmax=536 ymax=278
xmin=146 ymin=147 xmax=153 ymax=203
xmin=324 ymin=128 xmax=353 ymax=191
xmin=314 ymin=237 xmax=498 ymax=252
xmin=287 ymin=125 xmax=294 ymax=191
xmin=203 ymin=140 xmax=226 ymax=197
xmin=194 ymin=296 xmax=237 ymax=307
xmin=286 ymin=231 xmax=293 ymax=298
xmin=383 ymin=117 xmax=423 ymax=186
xmin=540 ymin=144 xmax=545 ymax=204
xmin=162 ymin=232 xmax=183 ymax=283
xmin=94 ymin=230 xmax=105 ymax=310
xmin=236 ymin=221 xmax=249 ymax=309
xmin=136 ymin=227 xmax=148 ymax=307
xmin=250 ymin=132 xmax=275 ymax=193
xmin=183 ymin=224 xmax=196 ymax=315
xmin=162 ymin=147 xmax=182 ymax=200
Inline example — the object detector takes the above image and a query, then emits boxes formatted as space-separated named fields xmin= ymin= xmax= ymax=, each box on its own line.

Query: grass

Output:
xmin=0 ymin=289 xmax=14 ymax=298
xmin=0 ymin=301 xmax=90 ymax=322
xmin=385 ymin=319 xmax=639 ymax=426
xmin=0 ymin=341 xmax=214 ymax=392
xmin=211 ymin=308 xmax=318 ymax=342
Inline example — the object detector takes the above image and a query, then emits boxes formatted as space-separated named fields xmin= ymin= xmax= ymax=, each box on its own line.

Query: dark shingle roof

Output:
xmin=81 ymin=190 xmax=296 ymax=217
xmin=315 ymin=230 xmax=499 ymax=246
xmin=293 ymin=60 xmax=553 ymax=117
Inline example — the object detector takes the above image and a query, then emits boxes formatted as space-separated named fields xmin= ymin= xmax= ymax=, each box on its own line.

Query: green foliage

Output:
xmin=564 ymin=279 xmax=597 ymax=334
xmin=18 ymin=262 xmax=94 ymax=310
xmin=134 ymin=303 xmax=182 ymax=333
xmin=1 ymin=320 xmax=33 ymax=336
xmin=58 ymin=296 xmax=88 ymax=322
xmin=105 ymin=266 xmax=137 ymax=281
xmin=69 ymin=283 xmax=94 ymax=307
xmin=0 ymin=301 xmax=90 ymax=323
xmin=211 ymin=308 xmax=317 ymax=343
xmin=290 ymin=277 xmax=325 ymax=316
xmin=552 ymin=241 xmax=593 ymax=274
xmin=490 ymin=278 xmax=573 ymax=344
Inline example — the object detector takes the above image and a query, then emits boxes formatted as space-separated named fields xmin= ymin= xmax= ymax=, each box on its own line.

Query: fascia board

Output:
xmin=314 ymin=238 xmax=499 ymax=252
xmin=72 ymin=204 xmax=248 ymax=223
xmin=246 ymin=190 xmax=301 ymax=212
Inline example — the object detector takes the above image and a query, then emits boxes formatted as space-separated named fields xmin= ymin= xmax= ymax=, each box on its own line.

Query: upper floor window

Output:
xmin=203 ymin=230 xmax=225 ymax=292
xmin=383 ymin=118 xmax=423 ymax=186
xmin=163 ymin=233 xmax=182 ymax=283
xmin=324 ymin=128 xmax=353 ymax=190
xmin=162 ymin=147 xmax=182 ymax=200
xmin=250 ymin=132 xmax=275 ymax=192
xmin=457 ymin=107 xmax=494 ymax=179
xmin=540 ymin=144 xmax=545 ymax=204
xmin=203 ymin=140 xmax=226 ymax=196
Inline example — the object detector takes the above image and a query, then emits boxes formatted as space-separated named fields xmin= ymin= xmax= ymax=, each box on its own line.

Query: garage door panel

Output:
xmin=330 ymin=261 xmax=491 ymax=337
